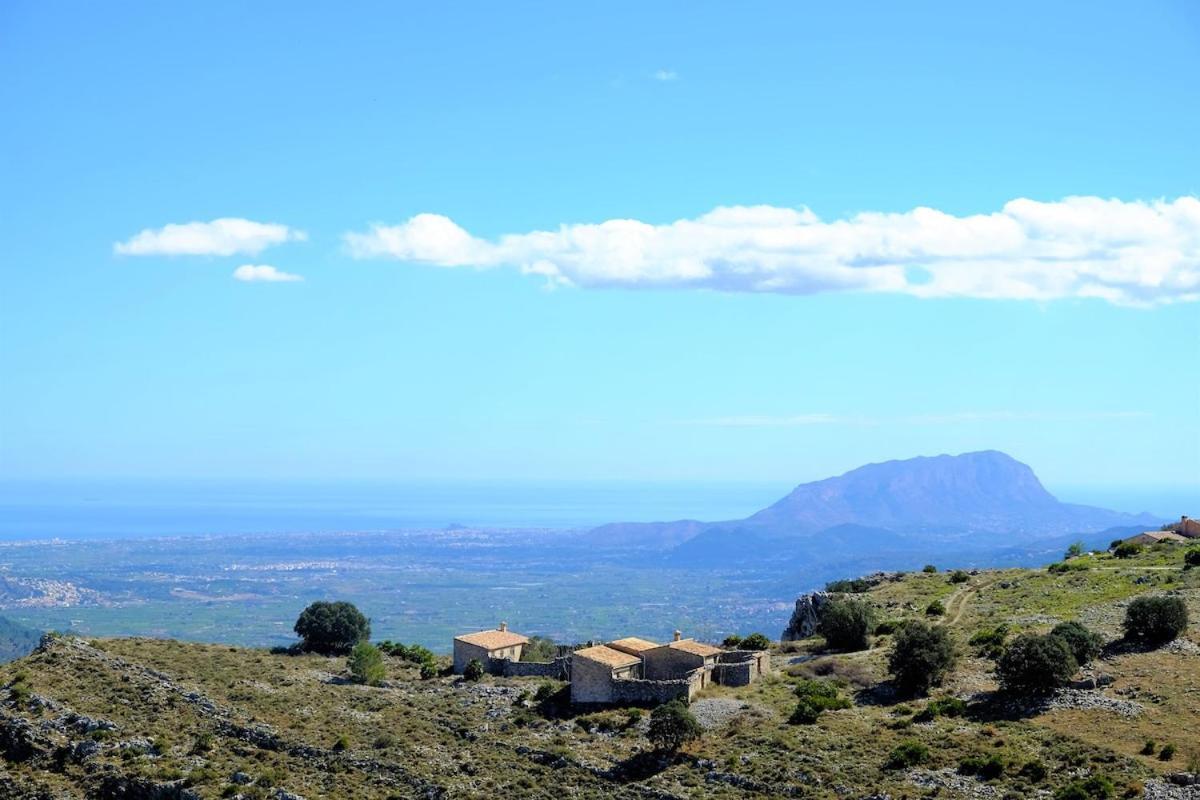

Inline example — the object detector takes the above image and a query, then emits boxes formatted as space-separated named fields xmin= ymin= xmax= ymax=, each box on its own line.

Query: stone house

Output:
xmin=1166 ymin=515 xmax=1199 ymax=538
xmin=452 ymin=622 xmax=528 ymax=674
xmin=569 ymin=644 xmax=644 ymax=704
xmin=1124 ymin=530 xmax=1189 ymax=547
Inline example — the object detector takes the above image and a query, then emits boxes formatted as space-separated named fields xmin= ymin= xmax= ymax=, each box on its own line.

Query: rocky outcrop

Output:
xmin=782 ymin=592 xmax=830 ymax=641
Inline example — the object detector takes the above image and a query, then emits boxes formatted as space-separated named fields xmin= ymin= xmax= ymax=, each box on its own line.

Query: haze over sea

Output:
xmin=1 ymin=478 xmax=1193 ymax=542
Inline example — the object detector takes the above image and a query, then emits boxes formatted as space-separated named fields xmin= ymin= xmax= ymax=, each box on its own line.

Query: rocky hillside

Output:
xmin=1 ymin=543 xmax=1198 ymax=799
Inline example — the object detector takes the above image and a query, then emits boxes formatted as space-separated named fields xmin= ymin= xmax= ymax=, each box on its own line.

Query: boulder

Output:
xmin=782 ymin=592 xmax=830 ymax=641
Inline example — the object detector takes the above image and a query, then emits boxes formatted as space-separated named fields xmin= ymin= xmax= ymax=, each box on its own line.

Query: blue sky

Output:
xmin=1 ymin=1 xmax=1198 ymax=500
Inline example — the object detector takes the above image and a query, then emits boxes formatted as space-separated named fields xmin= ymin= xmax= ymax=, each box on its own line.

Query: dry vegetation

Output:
xmin=1 ymin=542 xmax=1197 ymax=799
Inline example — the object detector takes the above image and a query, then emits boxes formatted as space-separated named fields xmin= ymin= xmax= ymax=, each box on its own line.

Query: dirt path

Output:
xmin=942 ymin=575 xmax=1002 ymax=627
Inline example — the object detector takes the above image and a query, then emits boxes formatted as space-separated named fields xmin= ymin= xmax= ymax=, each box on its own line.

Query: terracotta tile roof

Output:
xmin=667 ymin=639 xmax=722 ymax=657
xmin=608 ymin=637 xmax=659 ymax=655
xmin=573 ymin=645 xmax=642 ymax=669
xmin=454 ymin=629 xmax=529 ymax=650
xmin=1135 ymin=531 xmax=1189 ymax=543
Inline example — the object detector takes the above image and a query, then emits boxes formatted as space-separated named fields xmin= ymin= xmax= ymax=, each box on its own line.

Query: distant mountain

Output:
xmin=589 ymin=451 xmax=1159 ymax=558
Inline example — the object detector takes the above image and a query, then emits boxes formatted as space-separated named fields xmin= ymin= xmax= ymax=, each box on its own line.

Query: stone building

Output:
xmin=1124 ymin=530 xmax=1189 ymax=547
xmin=1166 ymin=515 xmax=1199 ymax=538
xmin=452 ymin=623 xmax=528 ymax=674
xmin=569 ymin=644 xmax=644 ymax=703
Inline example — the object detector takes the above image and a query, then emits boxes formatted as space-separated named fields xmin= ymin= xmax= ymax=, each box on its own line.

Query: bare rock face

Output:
xmin=782 ymin=592 xmax=830 ymax=641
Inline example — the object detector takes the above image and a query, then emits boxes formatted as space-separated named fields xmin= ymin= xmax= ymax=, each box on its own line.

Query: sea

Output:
xmin=0 ymin=479 xmax=1194 ymax=542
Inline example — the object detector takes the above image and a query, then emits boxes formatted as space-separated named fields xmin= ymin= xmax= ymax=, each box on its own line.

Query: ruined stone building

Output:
xmin=452 ymin=623 xmax=528 ymax=674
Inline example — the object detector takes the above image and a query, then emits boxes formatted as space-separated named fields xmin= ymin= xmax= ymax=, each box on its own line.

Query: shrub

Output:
xmin=293 ymin=601 xmax=371 ymax=655
xmin=874 ymin=619 xmax=900 ymax=636
xmin=331 ymin=734 xmax=350 ymax=752
xmin=1049 ymin=621 xmax=1103 ymax=665
xmin=959 ymin=753 xmax=1005 ymax=779
xmin=1066 ymin=541 xmax=1085 ymax=559
xmin=721 ymin=634 xmax=743 ymax=648
xmin=1159 ymin=743 xmax=1176 ymax=761
xmin=914 ymin=696 xmax=966 ymax=722
xmin=646 ymin=700 xmax=701 ymax=751
xmin=534 ymin=682 xmax=558 ymax=702
xmin=825 ymin=578 xmax=873 ymax=593
xmin=1020 ymin=760 xmax=1048 ymax=782
xmin=969 ymin=624 xmax=1010 ymax=659
xmin=1049 ymin=560 xmax=1089 ymax=574
xmin=923 ymin=565 xmax=938 ymax=573
xmin=818 ymin=597 xmax=875 ymax=651
xmin=788 ymin=679 xmax=851 ymax=724
xmin=1113 ymin=542 xmax=1142 ymax=559
xmin=418 ymin=660 xmax=438 ymax=680
xmin=1140 ymin=740 xmax=1156 ymax=756
xmin=1055 ymin=775 xmax=1114 ymax=799
xmin=948 ymin=570 xmax=970 ymax=584
xmin=462 ymin=658 xmax=485 ymax=681
xmin=888 ymin=620 xmax=957 ymax=696
xmin=925 ymin=599 xmax=946 ymax=616
xmin=885 ymin=740 xmax=929 ymax=769
xmin=373 ymin=733 xmax=396 ymax=749
xmin=347 ymin=641 xmax=386 ymax=686
xmin=1123 ymin=596 xmax=1188 ymax=645
xmin=1185 ymin=549 xmax=1200 ymax=568
xmin=521 ymin=635 xmax=559 ymax=662
xmin=997 ymin=633 xmax=1077 ymax=694
xmin=739 ymin=632 xmax=771 ymax=651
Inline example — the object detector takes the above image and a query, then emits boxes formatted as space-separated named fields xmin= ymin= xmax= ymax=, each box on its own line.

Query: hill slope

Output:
xmin=1 ymin=544 xmax=1197 ymax=799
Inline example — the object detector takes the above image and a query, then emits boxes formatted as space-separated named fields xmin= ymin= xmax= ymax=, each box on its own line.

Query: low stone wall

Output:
xmin=496 ymin=657 xmax=570 ymax=680
xmin=711 ymin=650 xmax=767 ymax=687
xmin=610 ymin=672 xmax=699 ymax=705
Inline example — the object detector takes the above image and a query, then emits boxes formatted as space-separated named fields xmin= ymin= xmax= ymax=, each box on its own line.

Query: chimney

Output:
xmin=499 ymin=621 xmax=508 ymax=632
xmin=673 ymin=630 xmax=682 ymax=642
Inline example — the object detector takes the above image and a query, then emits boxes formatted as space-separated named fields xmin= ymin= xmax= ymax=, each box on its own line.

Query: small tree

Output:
xmin=721 ymin=634 xmax=743 ymax=648
xmin=1113 ymin=541 xmax=1142 ymax=559
xmin=347 ymin=641 xmax=386 ymax=686
xmin=1065 ymin=541 xmax=1085 ymax=559
xmin=922 ymin=565 xmax=938 ymax=573
xmin=818 ymin=597 xmax=875 ymax=651
xmin=888 ymin=620 xmax=957 ymax=695
xmin=1123 ymin=596 xmax=1188 ymax=646
xmin=739 ymin=632 xmax=771 ymax=651
xmin=925 ymin=599 xmax=946 ymax=617
xmin=789 ymin=679 xmax=851 ymax=724
xmin=997 ymin=633 xmax=1077 ymax=694
xmin=293 ymin=601 xmax=371 ymax=655
xmin=1049 ymin=621 xmax=1103 ymax=666
xmin=1184 ymin=549 xmax=1200 ymax=568
xmin=462 ymin=658 xmax=485 ymax=681
xmin=647 ymin=700 xmax=701 ymax=751
xmin=521 ymin=636 xmax=559 ymax=662
xmin=948 ymin=570 xmax=970 ymax=584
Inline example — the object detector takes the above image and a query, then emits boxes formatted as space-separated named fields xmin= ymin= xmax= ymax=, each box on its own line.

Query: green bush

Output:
xmin=293 ymin=601 xmax=371 ymax=655
xmin=959 ymin=753 xmax=1005 ymax=779
xmin=925 ymin=599 xmax=945 ymax=617
xmin=1113 ymin=542 xmax=1142 ymax=559
xmin=646 ymin=700 xmax=701 ymax=751
xmin=874 ymin=619 xmax=900 ymax=636
xmin=1159 ymin=743 xmax=1176 ymax=761
xmin=818 ymin=597 xmax=875 ymax=651
xmin=463 ymin=658 xmax=485 ymax=681
xmin=721 ymin=634 xmax=742 ymax=648
xmin=1049 ymin=560 xmax=1089 ymax=574
xmin=922 ymin=565 xmax=938 ymax=573
xmin=418 ymin=660 xmax=438 ymax=680
xmin=997 ymin=633 xmax=1077 ymax=694
xmin=521 ymin=635 xmax=559 ymax=662
xmin=914 ymin=696 xmax=966 ymax=721
xmin=739 ymin=632 xmax=771 ymax=651
xmin=1054 ymin=775 xmax=1114 ymax=799
xmin=969 ymin=624 xmax=1009 ymax=659
xmin=825 ymin=578 xmax=874 ymax=593
xmin=331 ymin=734 xmax=350 ymax=752
xmin=1065 ymin=541 xmax=1085 ymax=558
xmin=948 ymin=570 xmax=970 ymax=584
xmin=1049 ymin=621 xmax=1103 ymax=666
xmin=1123 ymin=596 xmax=1188 ymax=645
xmin=1185 ymin=549 xmax=1200 ymax=568
xmin=1019 ymin=760 xmax=1048 ymax=782
xmin=1140 ymin=740 xmax=1156 ymax=756
xmin=788 ymin=679 xmax=851 ymax=724
xmin=888 ymin=620 xmax=957 ymax=696
xmin=347 ymin=641 xmax=386 ymax=686
xmin=885 ymin=740 xmax=929 ymax=769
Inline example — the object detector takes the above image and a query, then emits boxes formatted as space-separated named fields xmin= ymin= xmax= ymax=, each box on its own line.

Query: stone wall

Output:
xmin=642 ymin=646 xmax=703 ymax=681
xmin=711 ymin=650 xmax=769 ymax=687
xmin=610 ymin=673 xmax=699 ymax=705
xmin=497 ymin=656 xmax=570 ymax=680
xmin=569 ymin=656 xmax=618 ymax=704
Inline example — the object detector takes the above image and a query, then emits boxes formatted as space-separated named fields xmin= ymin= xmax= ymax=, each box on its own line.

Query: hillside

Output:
xmin=2 ymin=543 xmax=1198 ymax=799
xmin=0 ymin=615 xmax=40 ymax=663
xmin=590 ymin=451 xmax=1159 ymax=557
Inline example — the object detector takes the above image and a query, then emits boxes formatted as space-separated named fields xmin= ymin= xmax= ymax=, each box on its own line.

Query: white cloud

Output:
xmin=342 ymin=196 xmax=1200 ymax=305
xmin=653 ymin=69 xmax=678 ymax=81
xmin=115 ymin=218 xmax=306 ymax=256
xmin=232 ymin=264 xmax=304 ymax=283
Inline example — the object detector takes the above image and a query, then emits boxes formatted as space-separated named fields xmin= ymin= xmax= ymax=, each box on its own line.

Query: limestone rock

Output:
xmin=782 ymin=591 xmax=830 ymax=641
